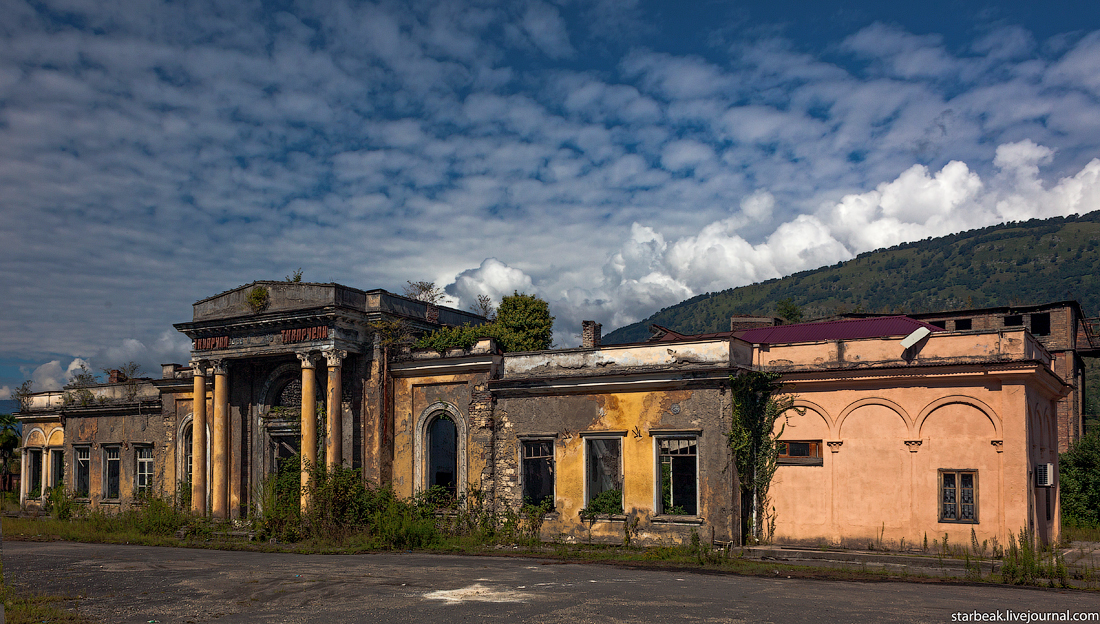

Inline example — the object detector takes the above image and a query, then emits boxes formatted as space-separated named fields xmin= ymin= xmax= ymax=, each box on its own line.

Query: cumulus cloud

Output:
xmin=3 ymin=1 xmax=1100 ymax=379
xmin=445 ymin=258 xmax=536 ymax=310
xmin=29 ymin=358 xmax=90 ymax=391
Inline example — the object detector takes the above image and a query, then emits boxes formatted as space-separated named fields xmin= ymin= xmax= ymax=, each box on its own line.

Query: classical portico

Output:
xmin=175 ymin=281 xmax=486 ymax=517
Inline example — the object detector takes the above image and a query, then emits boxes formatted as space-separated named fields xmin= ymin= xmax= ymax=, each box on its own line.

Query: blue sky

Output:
xmin=3 ymin=0 xmax=1100 ymax=397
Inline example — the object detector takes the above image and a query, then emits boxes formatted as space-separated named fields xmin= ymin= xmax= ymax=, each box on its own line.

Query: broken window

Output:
xmin=521 ymin=440 xmax=554 ymax=508
xmin=1004 ymin=315 xmax=1023 ymax=327
xmin=27 ymin=449 xmax=42 ymax=497
xmin=136 ymin=446 xmax=154 ymax=495
xmin=940 ymin=470 xmax=978 ymax=523
xmin=75 ymin=447 xmax=90 ymax=498
xmin=929 ymin=320 xmax=947 ymax=329
xmin=658 ymin=438 xmax=697 ymax=516
xmin=585 ymin=438 xmax=622 ymax=513
xmin=777 ymin=440 xmax=823 ymax=465
xmin=1030 ymin=313 xmax=1050 ymax=336
xmin=50 ymin=449 xmax=64 ymax=488
xmin=103 ymin=446 xmax=121 ymax=500
xmin=954 ymin=318 xmax=972 ymax=331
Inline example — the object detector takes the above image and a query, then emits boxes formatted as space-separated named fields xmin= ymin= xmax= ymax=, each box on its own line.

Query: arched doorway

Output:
xmin=428 ymin=415 xmax=457 ymax=495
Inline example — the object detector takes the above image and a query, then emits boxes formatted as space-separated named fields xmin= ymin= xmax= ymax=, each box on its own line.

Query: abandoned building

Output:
xmin=16 ymin=280 xmax=1093 ymax=548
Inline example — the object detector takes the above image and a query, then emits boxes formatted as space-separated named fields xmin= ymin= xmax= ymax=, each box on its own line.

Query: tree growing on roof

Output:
xmin=415 ymin=292 xmax=554 ymax=353
xmin=403 ymin=280 xmax=447 ymax=305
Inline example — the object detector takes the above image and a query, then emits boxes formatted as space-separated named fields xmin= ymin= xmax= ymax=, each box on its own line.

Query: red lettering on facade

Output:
xmin=194 ymin=336 xmax=229 ymax=350
xmin=281 ymin=326 xmax=329 ymax=344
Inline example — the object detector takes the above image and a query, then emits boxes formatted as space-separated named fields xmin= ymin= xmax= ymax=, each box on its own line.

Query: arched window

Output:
xmin=428 ymin=415 xmax=457 ymax=495
xmin=182 ymin=424 xmax=193 ymax=485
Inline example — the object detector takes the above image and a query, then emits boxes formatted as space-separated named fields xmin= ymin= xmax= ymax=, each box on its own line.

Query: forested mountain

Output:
xmin=604 ymin=211 xmax=1100 ymax=345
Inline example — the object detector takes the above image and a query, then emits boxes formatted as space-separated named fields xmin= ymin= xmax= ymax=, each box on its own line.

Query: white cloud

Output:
xmin=445 ymin=258 xmax=536 ymax=310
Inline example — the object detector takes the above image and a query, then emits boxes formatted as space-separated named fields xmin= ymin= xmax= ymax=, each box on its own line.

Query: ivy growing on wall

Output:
xmin=728 ymin=370 xmax=800 ymax=544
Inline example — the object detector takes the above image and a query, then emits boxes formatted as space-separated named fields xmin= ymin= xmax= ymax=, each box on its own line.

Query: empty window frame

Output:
xmin=75 ymin=447 xmax=90 ymax=498
xmin=50 ymin=449 xmax=64 ymax=488
xmin=521 ymin=439 xmax=554 ymax=508
xmin=1030 ymin=313 xmax=1051 ymax=336
xmin=1004 ymin=315 xmax=1023 ymax=327
xmin=103 ymin=446 xmax=121 ymax=500
xmin=585 ymin=437 xmax=622 ymax=514
xmin=928 ymin=320 xmax=947 ymax=329
xmin=136 ymin=446 xmax=154 ymax=495
xmin=777 ymin=440 xmax=823 ymax=465
xmin=954 ymin=318 xmax=972 ymax=331
xmin=658 ymin=438 xmax=698 ymax=516
xmin=26 ymin=449 xmax=42 ymax=497
xmin=940 ymin=470 xmax=978 ymax=523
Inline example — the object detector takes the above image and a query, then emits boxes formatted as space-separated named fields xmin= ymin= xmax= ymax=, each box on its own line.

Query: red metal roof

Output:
xmin=735 ymin=316 xmax=944 ymax=345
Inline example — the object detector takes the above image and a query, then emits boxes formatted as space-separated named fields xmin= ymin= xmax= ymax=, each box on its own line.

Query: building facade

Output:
xmin=16 ymin=281 xmax=1072 ymax=548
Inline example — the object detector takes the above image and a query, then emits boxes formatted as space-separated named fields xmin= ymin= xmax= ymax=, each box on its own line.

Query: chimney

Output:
xmin=108 ymin=369 xmax=124 ymax=384
xmin=582 ymin=320 xmax=602 ymax=349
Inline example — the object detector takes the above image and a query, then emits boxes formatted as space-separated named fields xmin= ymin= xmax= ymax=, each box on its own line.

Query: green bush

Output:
xmin=581 ymin=489 xmax=622 ymax=520
xmin=1060 ymin=431 xmax=1100 ymax=528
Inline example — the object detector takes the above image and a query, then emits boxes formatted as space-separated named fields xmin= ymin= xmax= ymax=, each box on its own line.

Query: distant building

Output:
xmin=15 ymin=282 xmax=1077 ymax=548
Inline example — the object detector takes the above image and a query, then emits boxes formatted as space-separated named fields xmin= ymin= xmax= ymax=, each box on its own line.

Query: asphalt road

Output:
xmin=3 ymin=541 xmax=1098 ymax=623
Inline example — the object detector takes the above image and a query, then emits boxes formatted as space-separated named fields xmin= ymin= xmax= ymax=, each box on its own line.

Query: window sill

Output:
xmin=650 ymin=515 xmax=705 ymax=525
xmin=579 ymin=513 xmax=627 ymax=522
xmin=778 ymin=457 xmax=823 ymax=466
xmin=938 ymin=519 xmax=979 ymax=524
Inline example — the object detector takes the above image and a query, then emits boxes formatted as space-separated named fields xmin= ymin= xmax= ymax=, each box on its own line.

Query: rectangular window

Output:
xmin=658 ymin=438 xmax=697 ymax=516
xmin=585 ymin=438 xmax=622 ymax=514
xmin=27 ymin=449 xmax=42 ymax=497
xmin=928 ymin=320 xmax=947 ymax=329
xmin=50 ymin=449 xmax=64 ymax=488
xmin=940 ymin=470 xmax=978 ymax=523
xmin=521 ymin=440 xmax=554 ymax=508
xmin=1030 ymin=313 xmax=1051 ymax=336
xmin=103 ymin=446 xmax=121 ymax=500
xmin=136 ymin=446 xmax=154 ymax=495
xmin=1004 ymin=315 xmax=1023 ymax=327
xmin=954 ymin=318 xmax=972 ymax=331
xmin=75 ymin=447 xmax=90 ymax=498
xmin=777 ymin=440 xmax=823 ymax=465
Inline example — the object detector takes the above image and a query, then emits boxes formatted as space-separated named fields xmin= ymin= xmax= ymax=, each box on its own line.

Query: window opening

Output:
xmin=50 ymin=449 xmax=64 ymax=488
xmin=27 ymin=449 xmax=42 ymax=497
xmin=136 ymin=446 xmax=154 ymax=494
xmin=182 ymin=425 xmax=193 ymax=485
xmin=954 ymin=318 xmax=972 ymax=331
xmin=940 ymin=470 xmax=977 ymax=523
xmin=522 ymin=440 xmax=554 ymax=508
xmin=104 ymin=446 xmax=121 ymax=500
xmin=428 ymin=415 xmax=457 ymax=496
xmin=1030 ymin=313 xmax=1050 ymax=336
xmin=777 ymin=440 xmax=823 ymax=465
xmin=659 ymin=438 xmax=697 ymax=515
xmin=75 ymin=447 xmax=90 ymax=498
xmin=1004 ymin=315 xmax=1023 ymax=327
xmin=585 ymin=438 xmax=622 ymax=513
xmin=929 ymin=320 xmax=946 ymax=329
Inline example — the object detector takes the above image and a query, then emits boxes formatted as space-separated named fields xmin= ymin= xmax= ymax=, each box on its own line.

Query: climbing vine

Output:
xmin=728 ymin=370 xmax=800 ymax=544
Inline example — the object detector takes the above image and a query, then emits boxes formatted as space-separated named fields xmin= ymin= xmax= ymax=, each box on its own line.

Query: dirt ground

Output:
xmin=4 ymin=541 xmax=1100 ymax=623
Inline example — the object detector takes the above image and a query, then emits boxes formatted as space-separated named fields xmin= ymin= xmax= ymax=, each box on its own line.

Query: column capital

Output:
xmin=297 ymin=351 xmax=318 ymax=369
xmin=189 ymin=360 xmax=209 ymax=376
xmin=324 ymin=349 xmax=347 ymax=368
xmin=210 ymin=359 xmax=229 ymax=375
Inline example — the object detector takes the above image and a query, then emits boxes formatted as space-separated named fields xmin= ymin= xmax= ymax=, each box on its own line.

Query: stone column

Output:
xmin=190 ymin=360 xmax=208 ymax=515
xmin=211 ymin=360 xmax=229 ymax=519
xmin=324 ymin=350 xmax=347 ymax=470
xmin=298 ymin=352 xmax=318 ymax=512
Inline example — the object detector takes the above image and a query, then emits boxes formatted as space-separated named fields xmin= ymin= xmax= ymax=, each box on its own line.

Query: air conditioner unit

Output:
xmin=1036 ymin=463 xmax=1055 ymax=487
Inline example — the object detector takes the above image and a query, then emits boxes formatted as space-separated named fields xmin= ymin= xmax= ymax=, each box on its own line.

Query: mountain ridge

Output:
xmin=604 ymin=211 xmax=1100 ymax=345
